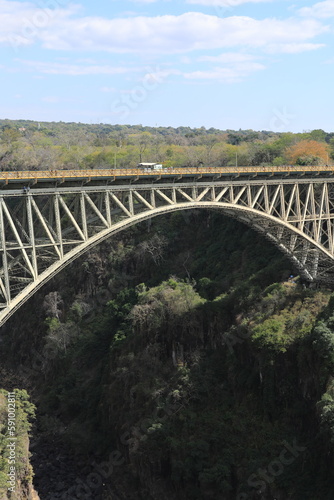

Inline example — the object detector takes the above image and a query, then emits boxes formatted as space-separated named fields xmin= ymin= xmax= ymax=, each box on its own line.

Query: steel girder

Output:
xmin=1 ymin=179 xmax=334 ymax=327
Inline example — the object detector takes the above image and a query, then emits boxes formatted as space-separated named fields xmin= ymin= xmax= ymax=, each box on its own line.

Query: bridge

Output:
xmin=0 ymin=164 xmax=334 ymax=327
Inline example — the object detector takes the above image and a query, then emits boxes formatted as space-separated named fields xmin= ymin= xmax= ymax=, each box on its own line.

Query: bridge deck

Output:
xmin=0 ymin=165 xmax=333 ymax=189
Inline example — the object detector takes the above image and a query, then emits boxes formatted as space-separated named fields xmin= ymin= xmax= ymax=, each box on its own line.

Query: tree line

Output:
xmin=0 ymin=119 xmax=333 ymax=171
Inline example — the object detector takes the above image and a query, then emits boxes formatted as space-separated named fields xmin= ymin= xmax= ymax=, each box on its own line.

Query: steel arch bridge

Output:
xmin=1 ymin=165 xmax=334 ymax=327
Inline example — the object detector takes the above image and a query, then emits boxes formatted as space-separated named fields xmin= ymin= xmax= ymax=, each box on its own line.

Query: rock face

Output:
xmin=30 ymin=435 xmax=127 ymax=500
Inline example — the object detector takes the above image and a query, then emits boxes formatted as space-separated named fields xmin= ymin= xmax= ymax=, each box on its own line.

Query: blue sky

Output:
xmin=1 ymin=0 xmax=334 ymax=131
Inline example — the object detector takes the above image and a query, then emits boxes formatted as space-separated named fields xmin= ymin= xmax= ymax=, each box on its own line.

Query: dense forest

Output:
xmin=0 ymin=119 xmax=333 ymax=170
xmin=1 ymin=209 xmax=334 ymax=499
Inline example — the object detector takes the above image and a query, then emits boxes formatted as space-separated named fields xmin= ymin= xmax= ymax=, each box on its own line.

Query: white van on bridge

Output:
xmin=137 ymin=162 xmax=163 ymax=171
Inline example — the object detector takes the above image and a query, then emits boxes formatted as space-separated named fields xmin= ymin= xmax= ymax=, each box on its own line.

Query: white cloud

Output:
xmin=265 ymin=42 xmax=325 ymax=53
xmin=143 ymin=68 xmax=181 ymax=81
xmin=187 ymin=0 xmax=269 ymax=5
xmin=182 ymin=62 xmax=265 ymax=83
xmin=0 ymin=1 xmax=327 ymax=55
xmin=128 ymin=0 xmax=159 ymax=3
xmin=41 ymin=95 xmax=80 ymax=103
xmin=193 ymin=52 xmax=266 ymax=82
xmin=41 ymin=13 xmax=328 ymax=54
xmin=0 ymin=0 xmax=79 ymax=48
xmin=17 ymin=60 xmax=138 ymax=75
xmin=299 ymin=0 xmax=334 ymax=19
xmin=199 ymin=52 xmax=257 ymax=62
xmin=76 ymin=58 xmax=99 ymax=64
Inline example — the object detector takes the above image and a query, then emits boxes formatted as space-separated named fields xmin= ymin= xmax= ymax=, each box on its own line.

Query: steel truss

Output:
xmin=1 ymin=178 xmax=334 ymax=326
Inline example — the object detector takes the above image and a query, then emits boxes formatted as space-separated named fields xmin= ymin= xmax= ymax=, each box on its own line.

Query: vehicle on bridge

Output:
xmin=137 ymin=162 xmax=163 ymax=171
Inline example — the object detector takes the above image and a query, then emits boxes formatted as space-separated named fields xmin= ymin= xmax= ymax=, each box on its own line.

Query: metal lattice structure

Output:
xmin=1 ymin=171 xmax=334 ymax=326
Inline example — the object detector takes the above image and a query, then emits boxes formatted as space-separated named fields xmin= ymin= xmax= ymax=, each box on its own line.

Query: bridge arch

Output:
xmin=1 ymin=194 xmax=333 ymax=328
